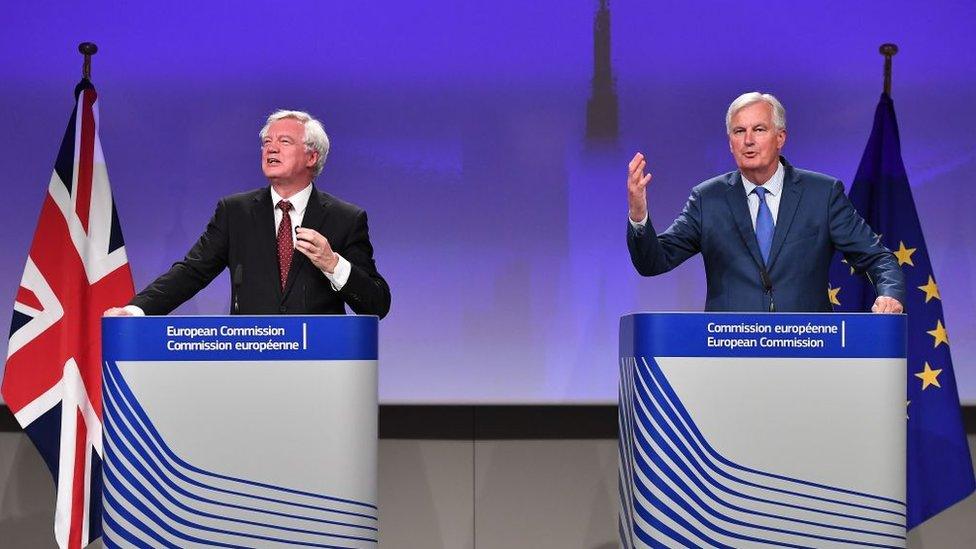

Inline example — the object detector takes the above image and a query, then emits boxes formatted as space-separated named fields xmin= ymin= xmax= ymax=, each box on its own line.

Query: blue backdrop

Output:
xmin=2 ymin=1 xmax=974 ymax=403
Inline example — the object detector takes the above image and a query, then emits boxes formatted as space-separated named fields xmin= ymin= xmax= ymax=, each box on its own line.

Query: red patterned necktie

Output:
xmin=276 ymin=200 xmax=293 ymax=289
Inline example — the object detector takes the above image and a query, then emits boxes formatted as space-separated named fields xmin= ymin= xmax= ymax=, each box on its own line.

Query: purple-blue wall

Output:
xmin=2 ymin=1 xmax=975 ymax=403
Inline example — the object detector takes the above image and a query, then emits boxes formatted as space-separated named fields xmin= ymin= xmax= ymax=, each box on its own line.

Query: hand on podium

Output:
xmin=872 ymin=295 xmax=904 ymax=314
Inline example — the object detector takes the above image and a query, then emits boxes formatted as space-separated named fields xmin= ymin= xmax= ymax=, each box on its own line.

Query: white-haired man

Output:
xmin=106 ymin=110 xmax=391 ymax=318
xmin=625 ymin=92 xmax=904 ymax=312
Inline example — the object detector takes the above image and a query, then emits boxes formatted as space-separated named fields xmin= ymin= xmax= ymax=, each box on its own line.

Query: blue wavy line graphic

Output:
xmin=104 ymin=359 xmax=377 ymax=511
xmin=102 ymin=410 xmax=376 ymax=541
xmin=104 ymin=462 xmax=366 ymax=548
xmin=618 ymin=355 xmax=906 ymax=547
xmin=102 ymin=360 xmax=377 ymax=547
xmin=627 ymin=369 xmax=903 ymax=548
xmin=632 ymin=356 xmax=905 ymax=530
xmin=102 ymin=371 xmax=376 ymax=532
xmin=641 ymin=355 xmax=905 ymax=509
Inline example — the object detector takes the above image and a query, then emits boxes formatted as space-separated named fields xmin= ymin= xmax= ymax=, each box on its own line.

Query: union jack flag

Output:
xmin=2 ymin=79 xmax=134 ymax=548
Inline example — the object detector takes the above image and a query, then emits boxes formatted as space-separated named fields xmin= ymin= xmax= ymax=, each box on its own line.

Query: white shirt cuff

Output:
xmin=123 ymin=305 xmax=146 ymax=316
xmin=323 ymin=254 xmax=351 ymax=291
xmin=629 ymin=213 xmax=648 ymax=230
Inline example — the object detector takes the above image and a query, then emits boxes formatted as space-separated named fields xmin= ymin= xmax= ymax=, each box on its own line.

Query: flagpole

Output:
xmin=879 ymin=43 xmax=898 ymax=95
xmin=79 ymin=42 xmax=98 ymax=80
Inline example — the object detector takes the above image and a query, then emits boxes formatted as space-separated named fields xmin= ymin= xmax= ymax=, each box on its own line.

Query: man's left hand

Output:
xmin=871 ymin=296 xmax=903 ymax=314
xmin=295 ymin=227 xmax=339 ymax=273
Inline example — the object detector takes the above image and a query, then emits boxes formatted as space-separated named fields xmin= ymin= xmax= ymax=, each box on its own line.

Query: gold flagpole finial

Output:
xmin=879 ymin=43 xmax=898 ymax=96
xmin=79 ymin=42 xmax=98 ymax=80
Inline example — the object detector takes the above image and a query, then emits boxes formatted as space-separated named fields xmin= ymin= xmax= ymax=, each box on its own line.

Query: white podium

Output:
xmin=101 ymin=315 xmax=378 ymax=548
xmin=619 ymin=313 xmax=907 ymax=548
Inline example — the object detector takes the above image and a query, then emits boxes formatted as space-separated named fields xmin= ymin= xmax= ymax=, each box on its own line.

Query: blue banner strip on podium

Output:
xmin=620 ymin=313 xmax=905 ymax=359
xmin=103 ymin=316 xmax=378 ymax=361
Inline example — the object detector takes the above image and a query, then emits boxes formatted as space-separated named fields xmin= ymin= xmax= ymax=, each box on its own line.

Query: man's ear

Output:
xmin=306 ymin=150 xmax=319 ymax=169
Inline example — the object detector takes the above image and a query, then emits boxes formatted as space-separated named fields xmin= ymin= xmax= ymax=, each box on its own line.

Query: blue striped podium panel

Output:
xmin=618 ymin=313 xmax=907 ymax=549
xmin=101 ymin=315 xmax=379 ymax=548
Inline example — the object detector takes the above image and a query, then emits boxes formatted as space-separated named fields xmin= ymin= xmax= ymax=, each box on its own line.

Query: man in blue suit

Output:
xmin=626 ymin=92 xmax=904 ymax=313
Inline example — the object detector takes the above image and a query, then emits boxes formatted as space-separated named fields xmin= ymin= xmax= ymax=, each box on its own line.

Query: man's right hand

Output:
xmin=628 ymin=152 xmax=652 ymax=223
xmin=103 ymin=307 xmax=133 ymax=317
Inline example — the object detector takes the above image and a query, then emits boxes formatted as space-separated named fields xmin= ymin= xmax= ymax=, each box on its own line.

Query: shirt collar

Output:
xmin=741 ymin=161 xmax=785 ymax=197
xmin=270 ymin=183 xmax=313 ymax=215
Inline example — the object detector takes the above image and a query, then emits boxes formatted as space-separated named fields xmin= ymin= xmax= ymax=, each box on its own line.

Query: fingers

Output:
xmin=628 ymin=152 xmax=644 ymax=171
xmin=628 ymin=152 xmax=651 ymax=190
xmin=628 ymin=153 xmax=645 ymax=178
xmin=294 ymin=238 xmax=324 ymax=265
xmin=627 ymin=152 xmax=651 ymax=222
xmin=628 ymin=159 xmax=646 ymax=180
xmin=295 ymin=228 xmax=331 ymax=251
xmin=294 ymin=227 xmax=338 ymax=272
xmin=103 ymin=307 xmax=131 ymax=317
xmin=294 ymin=227 xmax=318 ymax=244
xmin=884 ymin=298 xmax=904 ymax=313
xmin=294 ymin=243 xmax=315 ymax=260
xmin=872 ymin=297 xmax=904 ymax=314
xmin=295 ymin=238 xmax=329 ymax=256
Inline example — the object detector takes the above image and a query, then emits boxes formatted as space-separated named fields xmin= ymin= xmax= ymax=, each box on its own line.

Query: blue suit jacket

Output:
xmin=627 ymin=159 xmax=905 ymax=311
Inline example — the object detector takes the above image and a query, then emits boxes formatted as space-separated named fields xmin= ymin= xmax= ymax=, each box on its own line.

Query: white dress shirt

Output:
xmin=740 ymin=162 xmax=784 ymax=230
xmin=270 ymin=184 xmax=351 ymax=290
xmin=629 ymin=161 xmax=785 ymax=231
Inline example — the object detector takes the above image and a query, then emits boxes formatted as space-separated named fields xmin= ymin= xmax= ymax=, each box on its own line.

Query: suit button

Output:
xmin=279 ymin=306 xmax=287 ymax=313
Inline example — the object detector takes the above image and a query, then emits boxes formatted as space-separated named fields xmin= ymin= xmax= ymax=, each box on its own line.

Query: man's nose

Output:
xmin=743 ymin=130 xmax=755 ymax=145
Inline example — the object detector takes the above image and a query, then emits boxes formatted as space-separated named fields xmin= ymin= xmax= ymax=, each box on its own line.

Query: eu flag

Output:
xmin=828 ymin=93 xmax=974 ymax=528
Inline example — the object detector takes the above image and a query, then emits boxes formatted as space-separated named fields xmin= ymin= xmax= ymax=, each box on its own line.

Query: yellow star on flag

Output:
xmin=827 ymin=286 xmax=841 ymax=306
xmin=927 ymin=320 xmax=949 ymax=348
xmin=915 ymin=362 xmax=943 ymax=390
xmin=893 ymin=241 xmax=917 ymax=267
xmin=918 ymin=275 xmax=941 ymax=303
xmin=841 ymin=259 xmax=855 ymax=275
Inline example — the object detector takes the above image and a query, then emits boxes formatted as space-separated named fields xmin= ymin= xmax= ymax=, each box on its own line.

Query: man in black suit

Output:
xmin=105 ymin=110 xmax=390 ymax=318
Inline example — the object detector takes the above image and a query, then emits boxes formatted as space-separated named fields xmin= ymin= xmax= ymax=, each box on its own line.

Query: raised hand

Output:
xmin=628 ymin=152 xmax=653 ymax=223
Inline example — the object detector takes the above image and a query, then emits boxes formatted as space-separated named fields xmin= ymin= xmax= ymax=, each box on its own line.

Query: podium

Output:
xmin=101 ymin=315 xmax=379 ymax=548
xmin=618 ymin=313 xmax=907 ymax=548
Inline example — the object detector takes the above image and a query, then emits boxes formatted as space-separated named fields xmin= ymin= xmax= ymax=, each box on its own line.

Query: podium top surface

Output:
xmin=103 ymin=315 xmax=378 ymax=361
xmin=620 ymin=312 xmax=906 ymax=359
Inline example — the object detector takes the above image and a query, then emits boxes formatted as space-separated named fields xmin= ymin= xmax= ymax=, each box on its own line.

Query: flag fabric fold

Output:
xmin=2 ymin=79 xmax=134 ymax=548
xmin=828 ymin=92 xmax=974 ymax=528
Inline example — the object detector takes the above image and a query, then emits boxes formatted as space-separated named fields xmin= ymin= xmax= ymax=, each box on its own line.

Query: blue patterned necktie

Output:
xmin=754 ymin=186 xmax=774 ymax=264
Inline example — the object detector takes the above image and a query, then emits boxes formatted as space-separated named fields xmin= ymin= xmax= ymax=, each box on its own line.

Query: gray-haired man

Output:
xmin=625 ymin=92 xmax=903 ymax=313
xmin=107 ymin=110 xmax=391 ymax=318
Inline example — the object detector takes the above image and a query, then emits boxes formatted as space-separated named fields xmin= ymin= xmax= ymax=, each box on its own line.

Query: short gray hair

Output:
xmin=259 ymin=110 xmax=330 ymax=177
xmin=725 ymin=92 xmax=786 ymax=134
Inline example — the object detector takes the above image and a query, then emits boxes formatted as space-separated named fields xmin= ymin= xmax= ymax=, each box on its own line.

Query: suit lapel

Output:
xmin=766 ymin=166 xmax=803 ymax=270
xmin=251 ymin=188 xmax=283 ymax=300
xmin=725 ymin=174 xmax=765 ymax=269
xmin=281 ymin=188 xmax=332 ymax=299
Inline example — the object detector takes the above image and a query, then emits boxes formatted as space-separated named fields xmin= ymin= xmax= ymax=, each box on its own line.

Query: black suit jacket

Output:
xmin=627 ymin=158 xmax=905 ymax=311
xmin=131 ymin=186 xmax=391 ymax=318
